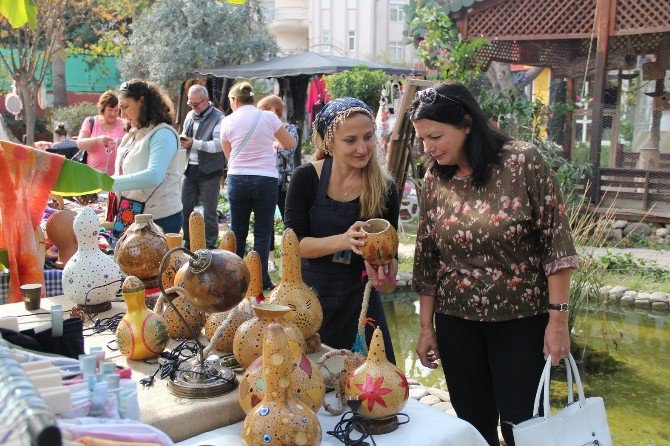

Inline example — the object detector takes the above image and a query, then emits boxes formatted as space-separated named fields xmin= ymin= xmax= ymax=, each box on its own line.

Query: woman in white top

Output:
xmin=220 ymin=82 xmax=295 ymax=289
xmin=108 ymin=79 xmax=182 ymax=236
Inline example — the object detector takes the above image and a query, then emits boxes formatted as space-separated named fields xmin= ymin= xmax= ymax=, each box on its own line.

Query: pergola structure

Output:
xmin=448 ymin=0 xmax=670 ymax=218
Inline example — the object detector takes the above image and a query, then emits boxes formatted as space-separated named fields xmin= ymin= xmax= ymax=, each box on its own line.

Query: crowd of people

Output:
xmin=43 ymin=79 xmax=577 ymax=446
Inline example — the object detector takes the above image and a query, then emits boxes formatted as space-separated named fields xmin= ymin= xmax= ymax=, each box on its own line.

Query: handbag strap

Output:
xmin=230 ymin=111 xmax=262 ymax=161
xmin=532 ymin=353 xmax=587 ymax=420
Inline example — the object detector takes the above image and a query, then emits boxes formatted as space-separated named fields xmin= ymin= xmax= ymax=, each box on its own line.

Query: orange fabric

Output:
xmin=0 ymin=141 xmax=64 ymax=302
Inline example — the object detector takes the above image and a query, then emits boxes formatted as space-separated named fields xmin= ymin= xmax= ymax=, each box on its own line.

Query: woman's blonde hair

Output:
xmin=229 ymin=81 xmax=255 ymax=105
xmin=312 ymin=111 xmax=391 ymax=219
xmin=257 ymin=94 xmax=284 ymax=119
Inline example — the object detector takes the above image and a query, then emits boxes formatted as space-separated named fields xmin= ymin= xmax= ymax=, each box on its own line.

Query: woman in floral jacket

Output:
xmin=409 ymin=82 xmax=578 ymax=446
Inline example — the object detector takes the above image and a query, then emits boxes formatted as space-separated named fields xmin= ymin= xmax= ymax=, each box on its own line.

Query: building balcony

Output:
xmin=268 ymin=7 xmax=308 ymax=31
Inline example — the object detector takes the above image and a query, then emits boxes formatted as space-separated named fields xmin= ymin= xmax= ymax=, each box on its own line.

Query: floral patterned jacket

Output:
xmin=411 ymin=141 xmax=578 ymax=321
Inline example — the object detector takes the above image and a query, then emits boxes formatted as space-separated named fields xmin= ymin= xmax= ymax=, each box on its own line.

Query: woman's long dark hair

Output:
xmin=118 ymin=79 xmax=174 ymax=129
xmin=408 ymin=81 xmax=511 ymax=187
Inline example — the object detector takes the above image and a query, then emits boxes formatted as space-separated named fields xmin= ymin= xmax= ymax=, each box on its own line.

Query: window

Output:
xmin=390 ymin=1 xmax=404 ymax=22
xmin=348 ymin=31 xmax=356 ymax=52
xmin=321 ymin=0 xmax=330 ymax=9
xmin=348 ymin=0 xmax=356 ymax=9
xmin=388 ymin=41 xmax=403 ymax=60
xmin=321 ymin=30 xmax=331 ymax=54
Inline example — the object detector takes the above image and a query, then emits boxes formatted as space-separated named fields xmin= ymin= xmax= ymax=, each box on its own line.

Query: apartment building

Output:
xmin=261 ymin=0 xmax=417 ymax=67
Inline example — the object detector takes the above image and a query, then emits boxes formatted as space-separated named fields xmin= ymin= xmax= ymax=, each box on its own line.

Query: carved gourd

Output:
xmin=241 ymin=323 xmax=322 ymax=446
xmin=238 ymin=332 xmax=325 ymax=413
xmin=268 ymin=229 xmax=322 ymax=339
xmin=219 ymin=230 xmax=237 ymax=252
xmin=360 ymin=218 xmax=398 ymax=267
xmin=161 ymin=233 xmax=189 ymax=288
xmin=233 ymin=303 xmax=305 ymax=369
xmin=205 ymin=251 xmax=263 ymax=353
xmin=114 ymin=214 xmax=168 ymax=289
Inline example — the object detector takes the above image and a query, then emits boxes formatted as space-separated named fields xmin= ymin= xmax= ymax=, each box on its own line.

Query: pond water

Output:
xmin=381 ymin=295 xmax=670 ymax=446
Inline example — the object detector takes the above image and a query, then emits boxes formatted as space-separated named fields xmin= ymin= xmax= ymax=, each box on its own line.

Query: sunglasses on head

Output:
xmin=119 ymin=81 xmax=147 ymax=93
xmin=416 ymin=87 xmax=461 ymax=106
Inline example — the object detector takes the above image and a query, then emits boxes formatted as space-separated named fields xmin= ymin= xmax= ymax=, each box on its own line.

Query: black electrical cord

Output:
xmin=327 ymin=400 xmax=410 ymax=446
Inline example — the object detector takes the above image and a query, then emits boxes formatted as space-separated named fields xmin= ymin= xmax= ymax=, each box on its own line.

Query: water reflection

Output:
xmin=382 ymin=294 xmax=670 ymax=445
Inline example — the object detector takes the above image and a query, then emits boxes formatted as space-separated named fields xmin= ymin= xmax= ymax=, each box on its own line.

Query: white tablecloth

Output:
xmin=177 ymin=393 xmax=488 ymax=446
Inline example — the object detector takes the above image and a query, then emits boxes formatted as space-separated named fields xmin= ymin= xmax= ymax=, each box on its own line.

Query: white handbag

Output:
xmin=512 ymin=353 xmax=612 ymax=446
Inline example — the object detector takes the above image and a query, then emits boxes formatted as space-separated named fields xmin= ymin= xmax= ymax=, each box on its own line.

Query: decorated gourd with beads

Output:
xmin=238 ymin=335 xmax=325 ymax=413
xmin=116 ymin=276 xmax=168 ymax=360
xmin=241 ymin=323 xmax=322 ymax=446
xmin=205 ymin=251 xmax=263 ymax=352
xmin=360 ymin=218 xmax=398 ymax=267
xmin=345 ymin=327 xmax=409 ymax=419
xmin=160 ymin=287 xmax=207 ymax=339
xmin=268 ymin=229 xmax=322 ymax=339
xmin=63 ymin=207 xmax=122 ymax=308
xmin=233 ymin=303 xmax=305 ymax=369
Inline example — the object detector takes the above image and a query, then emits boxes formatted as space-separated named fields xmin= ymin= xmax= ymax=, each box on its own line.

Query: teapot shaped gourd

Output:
xmin=268 ymin=229 xmax=322 ymax=340
xmin=161 ymin=247 xmax=250 ymax=314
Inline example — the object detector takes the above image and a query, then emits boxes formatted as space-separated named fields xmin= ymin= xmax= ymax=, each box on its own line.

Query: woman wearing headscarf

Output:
xmin=284 ymin=97 xmax=399 ymax=362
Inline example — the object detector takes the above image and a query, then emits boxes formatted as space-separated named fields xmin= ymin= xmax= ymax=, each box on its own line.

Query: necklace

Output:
xmin=342 ymin=181 xmax=359 ymax=198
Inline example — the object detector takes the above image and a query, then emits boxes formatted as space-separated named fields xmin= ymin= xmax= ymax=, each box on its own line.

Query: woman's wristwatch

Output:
xmin=548 ymin=303 xmax=569 ymax=312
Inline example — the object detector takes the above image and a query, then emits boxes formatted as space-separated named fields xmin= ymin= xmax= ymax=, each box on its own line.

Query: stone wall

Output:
xmin=595 ymin=220 xmax=670 ymax=246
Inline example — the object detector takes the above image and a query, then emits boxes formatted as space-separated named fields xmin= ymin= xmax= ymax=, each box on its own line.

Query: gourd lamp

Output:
xmin=158 ymin=246 xmax=250 ymax=398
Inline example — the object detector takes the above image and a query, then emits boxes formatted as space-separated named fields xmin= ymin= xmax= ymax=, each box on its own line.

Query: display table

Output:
xmin=1 ymin=296 xmax=489 ymax=446
xmin=0 ymin=296 xmax=329 ymax=442
xmin=177 ymin=392 xmax=488 ymax=446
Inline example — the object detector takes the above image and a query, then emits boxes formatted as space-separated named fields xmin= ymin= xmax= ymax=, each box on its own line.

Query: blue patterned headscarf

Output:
xmin=312 ymin=97 xmax=374 ymax=152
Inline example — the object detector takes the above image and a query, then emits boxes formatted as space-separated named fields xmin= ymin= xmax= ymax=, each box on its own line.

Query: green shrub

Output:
xmin=49 ymin=102 xmax=98 ymax=136
xmin=325 ymin=65 xmax=390 ymax=113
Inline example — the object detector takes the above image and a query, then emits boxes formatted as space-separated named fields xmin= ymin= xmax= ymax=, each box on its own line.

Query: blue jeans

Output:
xmin=154 ymin=211 xmax=184 ymax=234
xmin=227 ymin=175 xmax=278 ymax=288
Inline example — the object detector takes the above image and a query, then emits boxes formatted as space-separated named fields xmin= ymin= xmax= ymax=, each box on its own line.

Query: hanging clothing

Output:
xmin=306 ymin=76 xmax=330 ymax=123
xmin=0 ymin=141 xmax=64 ymax=303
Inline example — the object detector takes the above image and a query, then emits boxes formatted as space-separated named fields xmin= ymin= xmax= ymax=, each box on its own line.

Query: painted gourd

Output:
xmin=63 ymin=207 xmax=122 ymax=308
xmin=238 ymin=335 xmax=325 ymax=413
xmin=360 ymin=218 xmax=398 ymax=267
xmin=233 ymin=303 xmax=305 ymax=369
xmin=345 ymin=327 xmax=409 ymax=419
xmin=205 ymin=251 xmax=263 ymax=352
xmin=161 ymin=233 xmax=189 ymax=288
xmin=114 ymin=214 xmax=169 ymax=288
xmin=268 ymin=229 xmax=322 ymax=339
xmin=116 ymin=276 xmax=168 ymax=360
xmin=241 ymin=323 xmax=322 ymax=446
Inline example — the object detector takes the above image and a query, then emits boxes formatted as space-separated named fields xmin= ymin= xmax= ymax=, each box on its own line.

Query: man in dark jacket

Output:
xmin=180 ymin=84 xmax=225 ymax=249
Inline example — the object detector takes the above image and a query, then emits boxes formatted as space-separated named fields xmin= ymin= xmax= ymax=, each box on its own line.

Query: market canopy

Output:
xmin=194 ymin=51 xmax=422 ymax=79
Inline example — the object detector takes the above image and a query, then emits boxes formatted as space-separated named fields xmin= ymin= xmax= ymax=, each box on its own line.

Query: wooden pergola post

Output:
xmin=588 ymin=0 xmax=615 ymax=203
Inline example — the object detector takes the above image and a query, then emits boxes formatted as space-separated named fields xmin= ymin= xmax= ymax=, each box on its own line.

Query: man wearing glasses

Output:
xmin=180 ymin=84 xmax=225 ymax=249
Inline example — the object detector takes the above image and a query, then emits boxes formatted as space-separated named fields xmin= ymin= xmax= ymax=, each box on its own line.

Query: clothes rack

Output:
xmin=0 ymin=334 xmax=62 ymax=446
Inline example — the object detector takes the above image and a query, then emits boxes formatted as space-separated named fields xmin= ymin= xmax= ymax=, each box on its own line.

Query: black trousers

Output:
xmin=435 ymin=313 xmax=548 ymax=446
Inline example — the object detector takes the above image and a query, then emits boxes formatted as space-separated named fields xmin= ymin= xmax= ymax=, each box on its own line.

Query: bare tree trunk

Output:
xmin=51 ymin=45 xmax=68 ymax=107
xmin=17 ymin=80 xmax=37 ymax=146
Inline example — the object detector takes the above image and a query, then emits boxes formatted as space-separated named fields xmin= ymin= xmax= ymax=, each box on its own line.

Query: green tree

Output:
xmin=118 ymin=0 xmax=278 ymax=92
xmin=324 ymin=65 xmax=390 ymax=113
